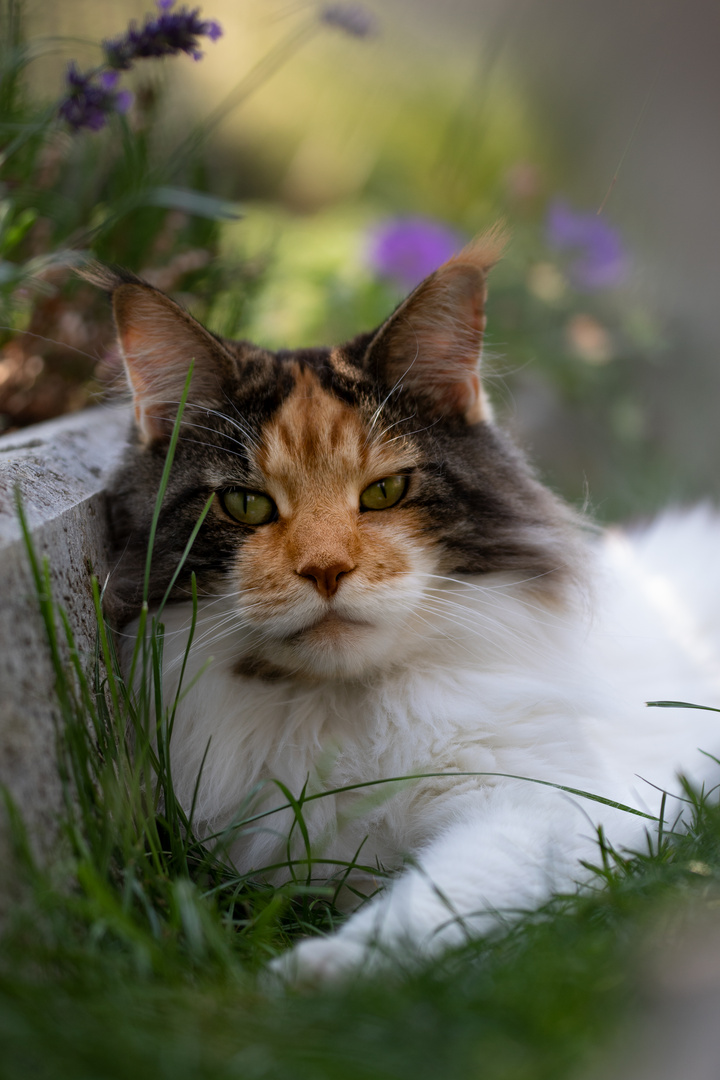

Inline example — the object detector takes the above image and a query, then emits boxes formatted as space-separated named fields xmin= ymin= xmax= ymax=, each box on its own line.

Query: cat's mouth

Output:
xmin=283 ymin=611 xmax=373 ymax=642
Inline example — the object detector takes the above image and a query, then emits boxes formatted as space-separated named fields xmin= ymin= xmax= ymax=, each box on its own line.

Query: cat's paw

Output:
xmin=268 ymin=934 xmax=376 ymax=986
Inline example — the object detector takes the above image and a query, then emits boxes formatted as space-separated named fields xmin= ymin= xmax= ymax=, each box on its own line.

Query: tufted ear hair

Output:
xmin=83 ymin=263 xmax=238 ymax=444
xmin=363 ymin=225 xmax=507 ymax=424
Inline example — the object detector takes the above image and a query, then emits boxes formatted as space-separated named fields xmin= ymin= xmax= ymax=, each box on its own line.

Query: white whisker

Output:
xmin=381 ymin=417 xmax=442 ymax=445
xmin=175 ymin=418 xmax=253 ymax=457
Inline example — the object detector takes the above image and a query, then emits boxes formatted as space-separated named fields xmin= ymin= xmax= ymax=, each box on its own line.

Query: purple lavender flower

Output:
xmin=99 ymin=70 xmax=120 ymax=90
xmin=319 ymin=4 xmax=378 ymax=38
xmin=58 ymin=63 xmax=133 ymax=132
xmin=546 ymin=199 xmax=628 ymax=290
xmin=103 ymin=1 xmax=223 ymax=70
xmin=58 ymin=2 xmax=221 ymax=132
xmin=368 ymin=217 xmax=466 ymax=291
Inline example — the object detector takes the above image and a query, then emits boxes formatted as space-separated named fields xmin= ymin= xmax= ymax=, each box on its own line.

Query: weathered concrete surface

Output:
xmin=0 ymin=406 xmax=130 ymax=904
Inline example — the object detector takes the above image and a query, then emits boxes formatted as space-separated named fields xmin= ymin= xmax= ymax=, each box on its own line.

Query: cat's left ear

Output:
xmin=83 ymin=263 xmax=238 ymax=444
xmin=364 ymin=226 xmax=507 ymax=424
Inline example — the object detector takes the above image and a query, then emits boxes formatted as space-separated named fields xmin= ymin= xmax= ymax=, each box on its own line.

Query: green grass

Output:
xmin=4 ymin=774 xmax=720 ymax=1080
xmin=3 ymin=398 xmax=720 ymax=1079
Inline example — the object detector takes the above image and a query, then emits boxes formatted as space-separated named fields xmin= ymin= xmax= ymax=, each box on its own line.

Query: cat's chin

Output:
xmin=243 ymin=613 xmax=407 ymax=682
xmin=284 ymin=611 xmax=373 ymax=641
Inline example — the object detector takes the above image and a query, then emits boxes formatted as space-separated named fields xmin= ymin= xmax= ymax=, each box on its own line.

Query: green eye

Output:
xmin=221 ymin=489 xmax=277 ymax=525
xmin=359 ymin=474 xmax=409 ymax=511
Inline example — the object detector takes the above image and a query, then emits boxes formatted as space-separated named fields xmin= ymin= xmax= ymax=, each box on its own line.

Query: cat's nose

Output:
xmin=298 ymin=560 xmax=356 ymax=599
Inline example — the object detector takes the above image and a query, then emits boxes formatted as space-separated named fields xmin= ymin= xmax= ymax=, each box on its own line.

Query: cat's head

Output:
xmin=95 ymin=230 xmax=583 ymax=680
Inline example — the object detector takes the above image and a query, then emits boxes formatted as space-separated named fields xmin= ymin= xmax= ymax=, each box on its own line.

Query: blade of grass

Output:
xmin=142 ymin=361 xmax=195 ymax=604
xmin=647 ymin=700 xmax=720 ymax=713
xmin=197 ymin=770 xmax=660 ymax=849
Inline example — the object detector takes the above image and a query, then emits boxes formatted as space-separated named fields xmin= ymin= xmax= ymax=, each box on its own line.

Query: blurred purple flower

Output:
xmin=99 ymin=70 xmax=120 ymax=90
xmin=368 ymin=217 xmax=466 ymax=291
xmin=103 ymin=1 xmax=223 ymax=70
xmin=546 ymin=199 xmax=628 ymax=290
xmin=58 ymin=64 xmax=133 ymax=132
xmin=115 ymin=90 xmax=134 ymax=114
xmin=58 ymin=1 xmax=221 ymax=132
xmin=319 ymin=4 xmax=378 ymax=38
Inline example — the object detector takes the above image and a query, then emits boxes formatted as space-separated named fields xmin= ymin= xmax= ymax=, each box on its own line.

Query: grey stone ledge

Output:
xmin=0 ymin=405 xmax=131 ymax=542
xmin=0 ymin=405 xmax=131 ymax=903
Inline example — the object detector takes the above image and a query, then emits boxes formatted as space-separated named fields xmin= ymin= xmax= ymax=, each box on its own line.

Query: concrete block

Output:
xmin=0 ymin=406 xmax=130 ymax=904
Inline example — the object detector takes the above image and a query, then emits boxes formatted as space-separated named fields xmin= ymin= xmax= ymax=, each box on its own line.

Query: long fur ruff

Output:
xmin=126 ymin=507 xmax=720 ymax=977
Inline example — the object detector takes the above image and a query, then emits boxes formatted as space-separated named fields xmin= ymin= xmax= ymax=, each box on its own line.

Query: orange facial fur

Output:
xmin=228 ymin=366 xmax=434 ymax=676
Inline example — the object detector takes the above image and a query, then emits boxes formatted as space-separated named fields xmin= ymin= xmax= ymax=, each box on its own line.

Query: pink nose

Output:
xmin=298 ymin=560 xmax=355 ymax=598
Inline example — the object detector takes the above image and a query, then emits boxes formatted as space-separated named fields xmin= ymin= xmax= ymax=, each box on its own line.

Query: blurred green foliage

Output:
xmin=0 ymin=0 xmax=674 ymax=518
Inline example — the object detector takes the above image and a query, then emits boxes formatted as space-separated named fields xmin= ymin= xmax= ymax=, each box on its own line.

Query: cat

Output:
xmin=90 ymin=230 xmax=720 ymax=982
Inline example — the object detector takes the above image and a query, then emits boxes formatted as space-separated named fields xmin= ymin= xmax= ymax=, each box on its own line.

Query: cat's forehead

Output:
xmin=255 ymin=362 xmax=416 ymax=496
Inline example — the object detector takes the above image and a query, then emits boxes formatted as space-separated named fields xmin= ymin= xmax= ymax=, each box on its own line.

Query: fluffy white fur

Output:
xmin=133 ymin=506 xmax=720 ymax=981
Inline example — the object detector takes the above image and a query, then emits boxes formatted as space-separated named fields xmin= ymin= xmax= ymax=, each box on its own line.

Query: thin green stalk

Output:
xmin=91 ymin=575 xmax=121 ymax=723
xmin=15 ymin=494 xmax=67 ymax=704
xmin=167 ymin=572 xmax=200 ymax=734
xmin=272 ymin=777 xmax=314 ymax=886
xmin=196 ymin=770 xmax=660 ymax=851
xmin=168 ymin=20 xmax=318 ymax=175
xmin=142 ymin=362 xmax=195 ymax=604
xmin=647 ymin=700 xmax=720 ymax=713
xmin=155 ymin=499 xmax=214 ymax=623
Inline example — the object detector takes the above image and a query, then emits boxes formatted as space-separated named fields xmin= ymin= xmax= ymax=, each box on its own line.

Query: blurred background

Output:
xmin=2 ymin=0 xmax=719 ymax=521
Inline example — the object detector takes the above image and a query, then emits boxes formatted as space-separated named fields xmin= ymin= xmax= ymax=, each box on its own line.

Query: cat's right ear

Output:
xmin=363 ymin=226 xmax=507 ymax=425
xmin=83 ymin=263 xmax=238 ymax=444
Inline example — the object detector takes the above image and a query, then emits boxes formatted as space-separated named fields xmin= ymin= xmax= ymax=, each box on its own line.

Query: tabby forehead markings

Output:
xmin=258 ymin=366 xmax=373 ymax=503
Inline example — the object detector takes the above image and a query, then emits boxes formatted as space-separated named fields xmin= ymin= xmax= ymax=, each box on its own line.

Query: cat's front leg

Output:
xmin=271 ymin=780 xmax=638 ymax=984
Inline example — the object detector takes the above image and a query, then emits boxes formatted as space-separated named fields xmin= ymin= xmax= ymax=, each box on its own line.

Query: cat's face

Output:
xmin=98 ymin=229 xmax=579 ymax=680
xmin=202 ymin=361 xmax=434 ymax=678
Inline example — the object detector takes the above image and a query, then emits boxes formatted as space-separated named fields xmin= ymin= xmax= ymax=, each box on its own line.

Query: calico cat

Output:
xmin=92 ymin=232 xmax=720 ymax=981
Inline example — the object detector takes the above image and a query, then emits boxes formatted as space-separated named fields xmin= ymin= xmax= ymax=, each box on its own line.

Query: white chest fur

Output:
xmin=134 ymin=511 xmax=720 ymax=893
